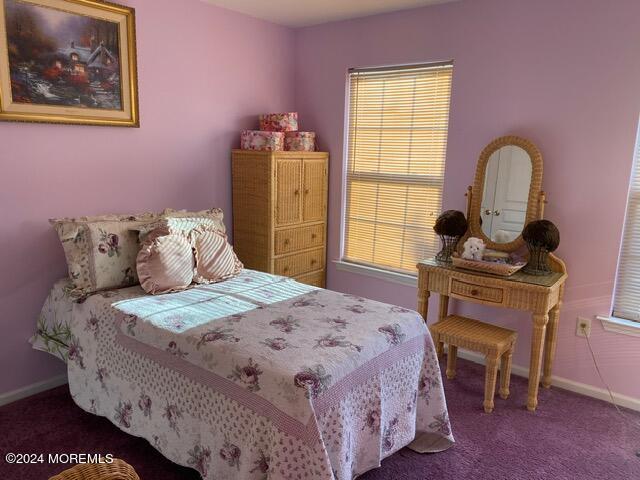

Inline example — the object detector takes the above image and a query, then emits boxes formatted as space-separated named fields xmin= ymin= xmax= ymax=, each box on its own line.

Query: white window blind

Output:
xmin=612 ymin=126 xmax=640 ymax=322
xmin=342 ymin=62 xmax=453 ymax=274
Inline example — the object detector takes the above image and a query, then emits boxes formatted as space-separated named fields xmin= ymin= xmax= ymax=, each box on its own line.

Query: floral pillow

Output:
xmin=50 ymin=212 xmax=158 ymax=299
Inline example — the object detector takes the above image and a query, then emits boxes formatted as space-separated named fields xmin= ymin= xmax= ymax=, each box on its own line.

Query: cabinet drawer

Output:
xmin=275 ymin=224 xmax=324 ymax=255
xmin=450 ymin=279 xmax=504 ymax=304
xmin=295 ymin=270 xmax=326 ymax=288
xmin=275 ymin=249 xmax=325 ymax=277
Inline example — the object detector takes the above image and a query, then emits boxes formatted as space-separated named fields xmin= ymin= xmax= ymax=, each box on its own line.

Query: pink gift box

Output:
xmin=240 ymin=130 xmax=284 ymax=151
xmin=259 ymin=112 xmax=299 ymax=132
xmin=284 ymin=131 xmax=316 ymax=152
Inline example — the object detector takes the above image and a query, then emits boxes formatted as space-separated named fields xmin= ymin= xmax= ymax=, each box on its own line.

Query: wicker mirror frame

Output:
xmin=467 ymin=135 xmax=543 ymax=253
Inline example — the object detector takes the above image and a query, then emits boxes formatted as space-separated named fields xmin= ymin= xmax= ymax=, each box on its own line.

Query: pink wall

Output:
xmin=294 ymin=0 xmax=640 ymax=399
xmin=4 ymin=0 xmax=640 ymax=402
xmin=0 ymin=0 xmax=295 ymax=394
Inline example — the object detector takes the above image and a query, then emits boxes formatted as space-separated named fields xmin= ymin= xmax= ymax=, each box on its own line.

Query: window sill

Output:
xmin=333 ymin=260 xmax=418 ymax=287
xmin=596 ymin=316 xmax=640 ymax=338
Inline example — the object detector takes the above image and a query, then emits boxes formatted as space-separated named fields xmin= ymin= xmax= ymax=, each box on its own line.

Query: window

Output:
xmin=342 ymin=62 xmax=453 ymax=275
xmin=612 ymin=123 xmax=640 ymax=322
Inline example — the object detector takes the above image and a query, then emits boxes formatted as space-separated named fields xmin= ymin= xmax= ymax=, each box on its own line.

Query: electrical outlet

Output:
xmin=576 ymin=316 xmax=592 ymax=337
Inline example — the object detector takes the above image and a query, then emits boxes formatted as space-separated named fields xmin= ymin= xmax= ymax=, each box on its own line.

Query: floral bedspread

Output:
xmin=33 ymin=270 xmax=453 ymax=479
xmin=32 ymin=279 xmax=75 ymax=362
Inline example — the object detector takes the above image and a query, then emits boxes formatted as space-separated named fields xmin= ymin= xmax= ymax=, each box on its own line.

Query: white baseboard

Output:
xmin=0 ymin=374 xmax=68 ymax=407
xmin=454 ymin=349 xmax=640 ymax=412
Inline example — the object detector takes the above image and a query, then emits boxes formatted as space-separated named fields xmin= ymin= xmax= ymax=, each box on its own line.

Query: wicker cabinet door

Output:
xmin=302 ymin=158 xmax=327 ymax=222
xmin=275 ymin=158 xmax=303 ymax=226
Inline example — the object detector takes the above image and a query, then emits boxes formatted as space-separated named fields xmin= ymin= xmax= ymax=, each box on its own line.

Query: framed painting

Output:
xmin=0 ymin=0 xmax=139 ymax=127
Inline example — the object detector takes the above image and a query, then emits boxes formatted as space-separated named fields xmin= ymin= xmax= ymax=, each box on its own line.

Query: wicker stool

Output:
xmin=431 ymin=315 xmax=517 ymax=413
xmin=49 ymin=458 xmax=140 ymax=480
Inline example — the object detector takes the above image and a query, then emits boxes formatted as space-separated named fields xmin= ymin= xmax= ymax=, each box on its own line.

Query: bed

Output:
xmin=32 ymin=269 xmax=453 ymax=479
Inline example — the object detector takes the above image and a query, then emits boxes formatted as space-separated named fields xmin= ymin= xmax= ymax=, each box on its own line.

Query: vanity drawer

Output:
xmin=275 ymin=224 xmax=324 ymax=255
xmin=275 ymin=248 xmax=325 ymax=277
xmin=450 ymin=279 xmax=504 ymax=304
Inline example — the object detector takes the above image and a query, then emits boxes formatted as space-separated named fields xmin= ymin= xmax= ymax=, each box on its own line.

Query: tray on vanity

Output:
xmin=450 ymin=254 xmax=525 ymax=277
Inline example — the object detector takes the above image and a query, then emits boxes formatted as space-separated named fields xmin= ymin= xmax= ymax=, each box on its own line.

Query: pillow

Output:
xmin=136 ymin=227 xmax=195 ymax=295
xmin=50 ymin=212 xmax=158 ymax=298
xmin=191 ymin=225 xmax=243 ymax=284
xmin=138 ymin=208 xmax=226 ymax=240
xmin=163 ymin=207 xmax=226 ymax=233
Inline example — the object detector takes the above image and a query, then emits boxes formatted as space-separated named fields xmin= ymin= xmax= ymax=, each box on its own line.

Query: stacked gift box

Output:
xmin=240 ymin=112 xmax=316 ymax=152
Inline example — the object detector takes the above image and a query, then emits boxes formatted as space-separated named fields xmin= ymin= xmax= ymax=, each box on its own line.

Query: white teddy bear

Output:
xmin=462 ymin=237 xmax=486 ymax=261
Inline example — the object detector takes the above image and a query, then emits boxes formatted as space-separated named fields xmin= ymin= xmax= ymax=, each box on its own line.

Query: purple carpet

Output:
xmin=1 ymin=358 xmax=638 ymax=479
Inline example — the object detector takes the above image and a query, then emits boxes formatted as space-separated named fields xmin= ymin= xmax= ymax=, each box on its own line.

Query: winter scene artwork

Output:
xmin=6 ymin=0 xmax=121 ymax=108
xmin=0 ymin=0 xmax=139 ymax=126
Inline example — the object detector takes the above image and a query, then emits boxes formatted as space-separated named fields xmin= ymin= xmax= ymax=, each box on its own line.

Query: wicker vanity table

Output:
xmin=419 ymin=136 xmax=568 ymax=412
xmin=417 ymin=258 xmax=566 ymax=411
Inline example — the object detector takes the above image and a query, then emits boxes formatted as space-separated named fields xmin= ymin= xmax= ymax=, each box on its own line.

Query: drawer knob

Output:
xmin=304 ymin=188 xmax=310 ymax=194
xmin=283 ymin=266 xmax=290 ymax=273
xmin=284 ymin=239 xmax=290 ymax=245
xmin=311 ymin=233 xmax=317 ymax=239
xmin=311 ymin=259 xmax=317 ymax=265
xmin=294 ymin=189 xmax=300 ymax=195
xmin=470 ymin=289 xmax=479 ymax=296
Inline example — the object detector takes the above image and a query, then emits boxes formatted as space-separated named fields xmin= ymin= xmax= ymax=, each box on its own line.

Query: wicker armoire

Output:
xmin=231 ymin=150 xmax=329 ymax=287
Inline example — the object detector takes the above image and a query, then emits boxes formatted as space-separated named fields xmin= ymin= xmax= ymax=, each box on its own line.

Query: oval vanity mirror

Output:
xmin=481 ymin=145 xmax=533 ymax=243
xmin=467 ymin=136 xmax=543 ymax=252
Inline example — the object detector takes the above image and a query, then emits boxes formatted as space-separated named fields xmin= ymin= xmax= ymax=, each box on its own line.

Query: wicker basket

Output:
xmin=451 ymin=254 xmax=525 ymax=276
xmin=48 ymin=458 xmax=140 ymax=480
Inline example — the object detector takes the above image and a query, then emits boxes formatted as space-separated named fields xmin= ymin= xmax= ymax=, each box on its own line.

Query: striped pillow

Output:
xmin=137 ymin=228 xmax=195 ymax=295
xmin=192 ymin=226 xmax=243 ymax=284
xmin=137 ymin=208 xmax=226 ymax=241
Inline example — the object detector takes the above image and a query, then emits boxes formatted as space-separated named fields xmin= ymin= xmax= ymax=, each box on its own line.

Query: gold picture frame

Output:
xmin=0 ymin=0 xmax=139 ymax=127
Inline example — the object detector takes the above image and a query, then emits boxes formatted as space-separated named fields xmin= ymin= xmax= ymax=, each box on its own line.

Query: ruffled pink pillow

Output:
xmin=136 ymin=229 xmax=195 ymax=294
xmin=192 ymin=226 xmax=243 ymax=284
